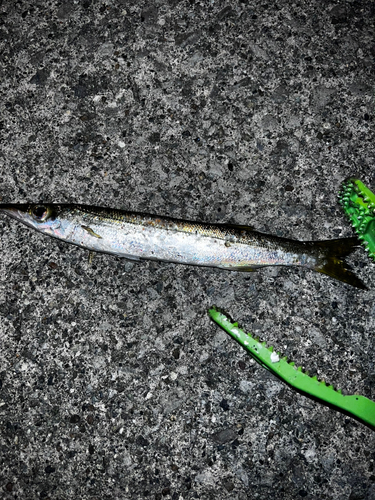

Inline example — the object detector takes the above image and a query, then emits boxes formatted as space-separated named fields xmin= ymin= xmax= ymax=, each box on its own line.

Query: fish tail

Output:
xmin=312 ymin=237 xmax=367 ymax=289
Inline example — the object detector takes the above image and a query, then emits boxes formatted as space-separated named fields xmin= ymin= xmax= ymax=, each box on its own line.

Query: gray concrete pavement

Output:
xmin=0 ymin=1 xmax=374 ymax=499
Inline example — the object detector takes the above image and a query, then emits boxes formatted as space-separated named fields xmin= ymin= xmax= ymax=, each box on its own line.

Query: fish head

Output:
xmin=0 ymin=203 xmax=63 ymax=234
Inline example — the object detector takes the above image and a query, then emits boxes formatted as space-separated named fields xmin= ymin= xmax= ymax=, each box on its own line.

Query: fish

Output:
xmin=0 ymin=203 xmax=367 ymax=289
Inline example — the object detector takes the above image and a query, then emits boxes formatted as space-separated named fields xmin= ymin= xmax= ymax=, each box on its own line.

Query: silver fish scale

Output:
xmin=67 ymin=205 xmax=307 ymax=252
xmin=0 ymin=203 xmax=366 ymax=288
xmin=54 ymin=205 xmax=310 ymax=269
xmin=0 ymin=203 xmax=323 ymax=273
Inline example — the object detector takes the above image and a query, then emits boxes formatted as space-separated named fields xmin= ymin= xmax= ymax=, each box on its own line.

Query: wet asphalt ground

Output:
xmin=0 ymin=0 xmax=374 ymax=499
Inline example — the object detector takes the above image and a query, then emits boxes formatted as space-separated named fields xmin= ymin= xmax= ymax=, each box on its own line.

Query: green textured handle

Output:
xmin=208 ymin=307 xmax=375 ymax=429
xmin=339 ymin=178 xmax=375 ymax=261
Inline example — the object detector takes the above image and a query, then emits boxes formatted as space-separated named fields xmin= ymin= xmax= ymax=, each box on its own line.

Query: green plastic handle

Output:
xmin=208 ymin=307 xmax=375 ymax=430
xmin=339 ymin=178 xmax=375 ymax=261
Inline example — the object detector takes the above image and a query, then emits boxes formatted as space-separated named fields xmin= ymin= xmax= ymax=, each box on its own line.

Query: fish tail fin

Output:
xmin=312 ymin=237 xmax=367 ymax=290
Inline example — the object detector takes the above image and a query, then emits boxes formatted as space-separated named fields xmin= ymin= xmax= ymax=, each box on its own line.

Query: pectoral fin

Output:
xmin=81 ymin=225 xmax=102 ymax=239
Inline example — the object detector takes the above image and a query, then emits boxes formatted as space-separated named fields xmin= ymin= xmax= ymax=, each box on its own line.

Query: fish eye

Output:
xmin=31 ymin=205 xmax=49 ymax=222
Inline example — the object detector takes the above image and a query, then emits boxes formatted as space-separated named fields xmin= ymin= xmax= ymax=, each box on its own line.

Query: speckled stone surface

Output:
xmin=0 ymin=1 xmax=374 ymax=499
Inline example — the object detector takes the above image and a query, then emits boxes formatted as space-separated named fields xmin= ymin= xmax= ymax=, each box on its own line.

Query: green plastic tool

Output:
xmin=338 ymin=178 xmax=375 ymax=261
xmin=208 ymin=307 xmax=375 ymax=430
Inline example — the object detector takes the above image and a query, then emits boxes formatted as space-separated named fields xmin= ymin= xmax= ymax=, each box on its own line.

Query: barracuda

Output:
xmin=0 ymin=203 xmax=367 ymax=289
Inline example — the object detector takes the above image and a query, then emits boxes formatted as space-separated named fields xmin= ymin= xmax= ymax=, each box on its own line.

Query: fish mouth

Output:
xmin=0 ymin=204 xmax=30 ymax=221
